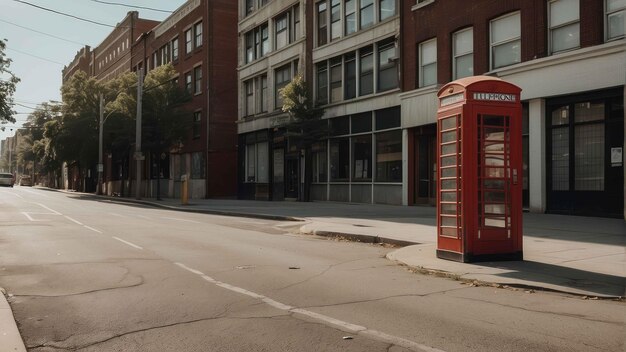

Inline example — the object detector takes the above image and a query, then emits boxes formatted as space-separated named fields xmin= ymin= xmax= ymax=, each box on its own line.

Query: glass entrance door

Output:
xmin=477 ymin=114 xmax=512 ymax=241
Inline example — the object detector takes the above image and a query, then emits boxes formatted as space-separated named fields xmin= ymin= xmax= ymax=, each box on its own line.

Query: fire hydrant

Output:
xmin=181 ymin=174 xmax=189 ymax=205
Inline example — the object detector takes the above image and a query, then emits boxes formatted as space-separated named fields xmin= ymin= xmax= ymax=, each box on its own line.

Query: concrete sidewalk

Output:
xmin=0 ymin=288 xmax=26 ymax=352
xmin=71 ymin=194 xmax=626 ymax=298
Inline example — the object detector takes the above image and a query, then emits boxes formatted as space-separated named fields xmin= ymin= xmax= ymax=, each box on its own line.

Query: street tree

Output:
xmin=0 ymin=39 xmax=20 ymax=126
xmin=279 ymin=74 xmax=327 ymax=201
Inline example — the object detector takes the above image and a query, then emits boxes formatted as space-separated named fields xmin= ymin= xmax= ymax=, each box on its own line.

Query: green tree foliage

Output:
xmin=0 ymin=39 xmax=20 ymax=125
xmin=279 ymin=74 xmax=326 ymax=145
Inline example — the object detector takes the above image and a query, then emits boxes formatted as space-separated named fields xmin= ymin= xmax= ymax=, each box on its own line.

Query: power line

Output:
xmin=12 ymin=0 xmax=117 ymax=28
xmin=88 ymin=0 xmax=173 ymax=14
xmin=6 ymin=47 xmax=64 ymax=65
xmin=0 ymin=18 xmax=88 ymax=46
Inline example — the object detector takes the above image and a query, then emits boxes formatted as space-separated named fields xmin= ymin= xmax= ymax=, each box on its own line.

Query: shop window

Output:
xmin=352 ymin=135 xmax=373 ymax=181
xmin=453 ymin=28 xmax=473 ymax=80
xmin=375 ymin=106 xmax=401 ymax=130
xmin=330 ymin=138 xmax=350 ymax=180
xmin=549 ymin=0 xmax=580 ymax=54
xmin=606 ymin=0 xmax=625 ymax=40
xmin=419 ymin=39 xmax=437 ymax=87
xmin=376 ymin=130 xmax=402 ymax=182
xmin=490 ymin=12 xmax=520 ymax=69
xmin=351 ymin=112 xmax=372 ymax=134
xmin=245 ymin=142 xmax=269 ymax=183
xmin=312 ymin=143 xmax=328 ymax=183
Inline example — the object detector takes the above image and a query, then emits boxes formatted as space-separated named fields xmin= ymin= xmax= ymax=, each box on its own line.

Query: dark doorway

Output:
xmin=413 ymin=125 xmax=437 ymax=205
xmin=285 ymin=157 xmax=299 ymax=200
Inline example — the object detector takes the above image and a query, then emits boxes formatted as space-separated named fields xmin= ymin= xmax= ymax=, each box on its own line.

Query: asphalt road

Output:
xmin=0 ymin=186 xmax=624 ymax=352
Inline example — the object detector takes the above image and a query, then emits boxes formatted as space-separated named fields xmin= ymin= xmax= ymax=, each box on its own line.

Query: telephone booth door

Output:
xmin=436 ymin=76 xmax=523 ymax=263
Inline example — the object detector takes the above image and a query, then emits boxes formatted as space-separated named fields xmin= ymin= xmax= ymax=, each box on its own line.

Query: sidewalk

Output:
xmin=85 ymin=194 xmax=626 ymax=298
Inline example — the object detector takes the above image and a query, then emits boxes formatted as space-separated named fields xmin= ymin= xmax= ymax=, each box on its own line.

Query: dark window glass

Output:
xmin=351 ymin=112 xmax=372 ymax=133
xmin=317 ymin=62 xmax=328 ymax=105
xmin=330 ymin=138 xmax=349 ymax=180
xmin=352 ymin=134 xmax=372 ymax=181
xmin=360 ymin=46 xmax=374 ymax=96
xmin=318 ymin=1 xmax=328 ymax=46
xmin=345 ymin=53 xmax=356 ymax=99
xmin=376 ymin=130 xmax=402 ymax=182
xmin=375 ymin=106 xmax=401 ymax=130
xmin=330 ymin=116 xmax=349 ymax=136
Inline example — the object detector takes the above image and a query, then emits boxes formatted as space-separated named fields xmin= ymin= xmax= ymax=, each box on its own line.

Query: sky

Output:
xmin=0 ymin=0 xmax=188 ymax=142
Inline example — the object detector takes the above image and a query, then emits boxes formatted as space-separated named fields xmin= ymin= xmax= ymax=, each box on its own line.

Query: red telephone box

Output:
xmin=436 ymin=76 xmax=523 ymax=263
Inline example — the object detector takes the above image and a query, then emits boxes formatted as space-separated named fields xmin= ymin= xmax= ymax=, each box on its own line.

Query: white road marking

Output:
xmin=34 ymin=203 xmax=61 ymax=215
xmin=163 ymin=217 xmax=201 ymax=224
xmin=1 ymin=191 xmax=23 ymax=198
xmin=21 ymin=212 xmax=38 ymax=222
xmin=112 ymin=236 xmax=143 ymax=250
xmin=84 ymin=226 xmax=103 ymax=234
xmin=173 ymin=262 xmax=445 ymax=352
xmin=64 ymin=216 xmax=83 ymax=225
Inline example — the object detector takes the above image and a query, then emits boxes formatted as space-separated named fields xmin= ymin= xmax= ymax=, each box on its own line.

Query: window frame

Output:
xmin=489 ymin=11 xmax=521 ymax=69
xmin=194 ymin=66 xmax=202 ymax=95
xmin=548 ymin=0 xmax=580 ymax=54
xmin=605 ymin=0 xmax=626 ymax=41
xmin=452 ymin=27 xmax=473 ymax=80
xmin=418 ymin=38 xmax=437 ymax=87
xmin=193 ymin=111 xmax=202 ymax=139
xmin=194 ymin=22 xmax=203 ymax=49
xmin=185 ymin=28 xmax=193 ymax=54
xmin=172 ymin=37 xmax=179 ymax=61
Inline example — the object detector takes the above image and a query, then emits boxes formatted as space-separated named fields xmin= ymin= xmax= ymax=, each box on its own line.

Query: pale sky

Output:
xmin=0 ymin=0 xmax=187 ymax=141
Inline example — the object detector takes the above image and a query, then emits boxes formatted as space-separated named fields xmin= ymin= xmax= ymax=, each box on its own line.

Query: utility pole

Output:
xmin=135 ymin=69 xmax=144 ymax=199
xmin=97 ymin=94 xmax=104 ymax=195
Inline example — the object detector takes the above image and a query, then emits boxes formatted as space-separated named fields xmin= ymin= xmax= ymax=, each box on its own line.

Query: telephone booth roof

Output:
xmin=437 ymin=75 xmax=522 ymax=102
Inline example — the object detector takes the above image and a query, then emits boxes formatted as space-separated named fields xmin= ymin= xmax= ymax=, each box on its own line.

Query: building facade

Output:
xmin=237 ymin=0 xmax=403 ymax=204
xmin=401 ymin=0 xmax=625 ymax=218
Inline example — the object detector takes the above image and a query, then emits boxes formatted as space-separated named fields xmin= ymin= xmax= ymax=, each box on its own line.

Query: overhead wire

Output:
xmin=0 ymin=18 xmax=88 ymax=46
xmin=11 ymin=0 xmax=117 ymax=28
xmin=88 ymin=0 xmax=173 ymax=14
xmin=6 ymin=47 xmax=64 ymax=65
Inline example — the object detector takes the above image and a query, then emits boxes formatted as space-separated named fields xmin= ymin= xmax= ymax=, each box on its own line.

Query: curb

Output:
xmin=0 ymin=288 xmax=26 ymax=352
xmin=301 ymin=227 xmax=419 ymax=248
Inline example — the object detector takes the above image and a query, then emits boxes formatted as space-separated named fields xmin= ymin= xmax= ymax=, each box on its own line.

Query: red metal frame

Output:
xmin=436 ymin=76 xmax=523 ymax=263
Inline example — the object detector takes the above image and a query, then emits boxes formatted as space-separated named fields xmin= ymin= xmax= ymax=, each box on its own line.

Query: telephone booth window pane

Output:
xmin=485 ymin=167 xmax=505 ymax=178
xmin=485 ymin=154 xmax=505 ymax=166
xmin=484 ymin=180 xmax=505 ymax=190
xmin=441 ymin=167 xmax=457 ymax=178
xmin=551 ymin=128 xmax=570 ymax=190
xmin=484 ymin=204 xmax=506 ymax=215
xmin=441 ymin=179 xmax=457 ymax=190
xmin=441 ymin=143 xmax=457 ymax=155
xmin=441 ymin=217 xmax=457 ymax=226
xmin=441 ymin=204 xmax=457 ymax=215
xmin=484 ymin=191 xmax=505 ymax=202
xmin=441 ymin=191 xmax=457 ymax=202
xmin=485 ymin=218 xmax=506 ymax=228
xmin=441 ymin=130 xmax=456 ymax=143
xmin=440 ymin=227 xmax=457 ymax=237
xmin=441 ymin=155 xmax=457 ymax=167
xmin=441 ymin=116 xmax=457 ymax=130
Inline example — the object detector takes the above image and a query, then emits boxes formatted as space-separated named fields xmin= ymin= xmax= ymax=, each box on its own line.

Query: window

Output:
xmin=345 ymin=0 xmax=357 ymax=35
xmin=195 ymin=22 xmax=203 ymax=48
xmin=172 ymin=38 xmax=179 ymax=61
xmin=549 ymin=0 xmax=580 ymax=54
xmin=185 ymin=29 xmax=193 ymax=54
xmin=194 ymin=66 xmax=202 ymax=94
xmin=376 ymin=130 xmax=402 ymax=182
xmin=312 ymin=143 xmax=328 ymax=183
xmin=606 ymin=0 xmax=626 ymax=40
xmin=318 ymin=1 xmax=328 ymax=46
xmin=378 ymin=40 xmax=397 ymax=91
xmin=490 ymin=12 xmax=521 ymax=69
xmin=453 ymin=28 xmax=473 ymax=79
xmin=317 ymin=62 xmax=328 ymax=104
xmin=360 ymin=0 xmax=374 ymax=29
xmin=330 ymin=57 xmax=342 ymax=102
xmin=245 ymin=80 xmax=255 ymax=116
xmin=331 ymin=0 xmax=342 ymax=41
xmin=379 ymin=0 xmax=396 ymax=21
xmin=352 ymin=135 xmax=372 ymax=181
xmin=275 ymin=13 xmax=288 ymax=49
xmin=193 ymin=111 xmax=201 ymax=139
xmin=245 ymin=0 xmax=254 ymax=15
xmin=419 ymin=39 xmax=437 ymax=87
xmin=260 ymin=75 xmax=268 ymax=112
xmin=330 ymin=138 xmax=349 ymax=180
xmin=360 ymin=46 xmax=374 ymax=95
xmin=245 ymin=24 xmax=269 ymax=64
xmin=293 ymin=4 xmax=301 ymax=41
xmin=152 ymin=52 xmax=158 ymax=68
xmin=345 ymin=53 xmax=357 ymax=99
xmin=275 ymin=64 xmax=291 ymax=109
xmin=245 ymin=142 xmax=269 ymax=183
xmin=185 ymin=72 xmax=192 ymax=93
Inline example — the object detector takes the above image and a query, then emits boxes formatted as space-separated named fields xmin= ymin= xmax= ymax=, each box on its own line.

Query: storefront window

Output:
xmin=312 ymin=143 xmax=328 ymax=183
xmin=376 ymin=130 xmax=402 ymax=182
xmin=352 ymin=135 xmax=372 ymax=181
xmin=330 ymin=138 xmax=349 ymax=181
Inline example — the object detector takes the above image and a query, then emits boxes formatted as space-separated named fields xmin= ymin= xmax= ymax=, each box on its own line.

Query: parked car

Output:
xmin=0 ymin=173 xmax=15 ymax=187
xmin=19 ymin=175 xmax=32 ymax=187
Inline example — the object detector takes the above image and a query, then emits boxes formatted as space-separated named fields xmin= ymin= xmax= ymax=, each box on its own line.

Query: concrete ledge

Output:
xmin=300 ymin=226 xmax=419 ymax=247
xmin=0 ymin=289 xmax=26 ymax=352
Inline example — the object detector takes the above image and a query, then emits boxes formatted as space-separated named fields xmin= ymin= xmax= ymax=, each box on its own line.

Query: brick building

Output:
xmin=400 ymin=0 xmax=625 ymax=218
